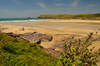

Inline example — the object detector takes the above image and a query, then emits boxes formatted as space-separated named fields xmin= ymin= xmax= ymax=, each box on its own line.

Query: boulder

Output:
xmin=19 ymin=32 xmax=53 ymax=44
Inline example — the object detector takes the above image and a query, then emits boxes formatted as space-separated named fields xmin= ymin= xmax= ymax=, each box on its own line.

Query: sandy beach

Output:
xmin=0 ymin=19 xmax=100 ymax=34
xmin=0 ymin=19 xmax=100 ymax=46
xmin=0 ymin=19 xmax=100 ymax=37
xmin=0 ymin=19 xmax=100 ymax=65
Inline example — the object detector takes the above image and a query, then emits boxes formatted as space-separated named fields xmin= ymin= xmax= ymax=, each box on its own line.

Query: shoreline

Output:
xmin=0 ymin=19 xmax=100 ymax=23
xmin=36 ymin=19 xmax=100 ymax=23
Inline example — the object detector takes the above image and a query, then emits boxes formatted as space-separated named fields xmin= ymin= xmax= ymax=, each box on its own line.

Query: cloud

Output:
xmin=0 ymin=9 xmax=40 ymax=18
xmin=71 ymin=0 xmax=80 ymax=7
xmin=85 ymin=4 xmax=97 ymax=10
xmin=38 ymin=2 xmax=47 ymax=9
xmin=87 ymin=4 xmax=96 ymax=8
xmin=55 ymin=3 xmax=66 ymax=6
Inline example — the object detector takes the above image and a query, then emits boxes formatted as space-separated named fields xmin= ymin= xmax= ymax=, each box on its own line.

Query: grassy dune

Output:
xmin=38 ymin=13 xmax=100 ymax=20
xmin=0 ymin=33 xmax=59 ymax=66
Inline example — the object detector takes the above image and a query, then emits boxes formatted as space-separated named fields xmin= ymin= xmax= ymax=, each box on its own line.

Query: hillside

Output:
xmin=0 ymin=33 xmax=59 ymax=66
xmin=38 ymin=13 xmax=100 ymax=20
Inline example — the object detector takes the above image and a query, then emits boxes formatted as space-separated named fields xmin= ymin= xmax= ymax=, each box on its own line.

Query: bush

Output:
xmin=59 ymin=33 xmax=100 ymax=66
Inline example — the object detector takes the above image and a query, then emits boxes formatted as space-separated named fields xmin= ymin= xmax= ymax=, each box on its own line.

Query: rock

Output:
xmin=6 ymin=32 xmax=20 ymax=37
xmin=5 ymin=32 xmax=53 ymax=44
xmin=44 ymin=48 xmax=60 ymax=57
xmin=33 ymin=32 xmax=53 ymax=41
xmin=19 ymin=32 xmax=53 ymax=44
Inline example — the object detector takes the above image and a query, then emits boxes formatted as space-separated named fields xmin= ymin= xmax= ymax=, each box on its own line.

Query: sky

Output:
xmin=0 ymin=0 xmax=100 ymax=18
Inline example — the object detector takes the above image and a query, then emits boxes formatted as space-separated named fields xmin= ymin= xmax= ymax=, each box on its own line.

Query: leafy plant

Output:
xmin=59 ymin=33 xmax=100 ymax=66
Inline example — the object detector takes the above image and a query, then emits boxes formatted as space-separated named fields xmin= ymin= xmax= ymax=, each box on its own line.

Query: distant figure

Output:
xmin=21 ymin=27 xmax=24 ymax=31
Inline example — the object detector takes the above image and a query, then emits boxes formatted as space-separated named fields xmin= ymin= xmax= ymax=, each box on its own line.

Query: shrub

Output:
xmin=59 ymin=33 xmax=100 ymax=66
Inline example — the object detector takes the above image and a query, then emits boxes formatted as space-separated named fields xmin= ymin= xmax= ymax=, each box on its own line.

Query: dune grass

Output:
xmin=0 ymin=33 xmax=59 ymax=66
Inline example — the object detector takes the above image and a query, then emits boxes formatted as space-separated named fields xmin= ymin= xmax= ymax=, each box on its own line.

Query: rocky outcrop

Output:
xmin=6 ymin=32 xmax=20 ymax=37
xmin=6 ymin=32 xmax=53 ymax=44
xmin=20 ymin=32 xmax=53 ymax=44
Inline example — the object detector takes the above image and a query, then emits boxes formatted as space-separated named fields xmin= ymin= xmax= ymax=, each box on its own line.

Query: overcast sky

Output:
xmin=0 ymin=0 xmax=100 ymax=18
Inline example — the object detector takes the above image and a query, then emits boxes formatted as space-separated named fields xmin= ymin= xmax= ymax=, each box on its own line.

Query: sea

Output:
xmin=0 ymin=18 xmax=47 ymax=22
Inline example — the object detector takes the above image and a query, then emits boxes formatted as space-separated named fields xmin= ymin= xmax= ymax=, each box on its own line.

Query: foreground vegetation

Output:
xmin=0 ymin=33 xmax=100 ymax=66
xmin=59 ymin=33 xmax=100 ymax=66
xmin=0 ymin=33 xmax=59 ymax=66
xmin=38 ymin=13 xmax=100 ymax=20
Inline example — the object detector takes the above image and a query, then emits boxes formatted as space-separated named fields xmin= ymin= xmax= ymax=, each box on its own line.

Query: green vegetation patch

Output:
xmin=38 ymin=13 xmax=100 ymax=20
xmin=0 ymin=33 xmax=100 ymax=66
xmin=0 ymin=33 xmax=59 ymax=66
xmin=59 ymin=33 xmax=100 ymax=66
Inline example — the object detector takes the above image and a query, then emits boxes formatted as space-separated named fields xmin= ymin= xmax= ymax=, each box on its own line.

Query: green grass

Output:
xmin=0 ymin=33 xmax=60 ymax=66
xmin=38 ymin=13 xmax=100 ymax=20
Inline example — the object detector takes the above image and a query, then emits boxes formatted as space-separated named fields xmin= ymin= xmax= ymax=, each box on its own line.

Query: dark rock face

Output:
xmin=6 ymin=32 xmax=20 ymax=37
xmin=6 ymin=32 xmax=53 ymax=44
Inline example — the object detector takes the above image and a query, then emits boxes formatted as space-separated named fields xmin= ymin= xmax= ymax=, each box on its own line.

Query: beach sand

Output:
xmin=0 ymin=19 xmax=100 ymax=47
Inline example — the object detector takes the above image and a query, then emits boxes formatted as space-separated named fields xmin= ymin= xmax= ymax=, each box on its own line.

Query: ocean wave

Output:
xmin=0 ymin=19 xmax=42 ymax=22
xmin=0 ymin=19 xmax=52 ymax=22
